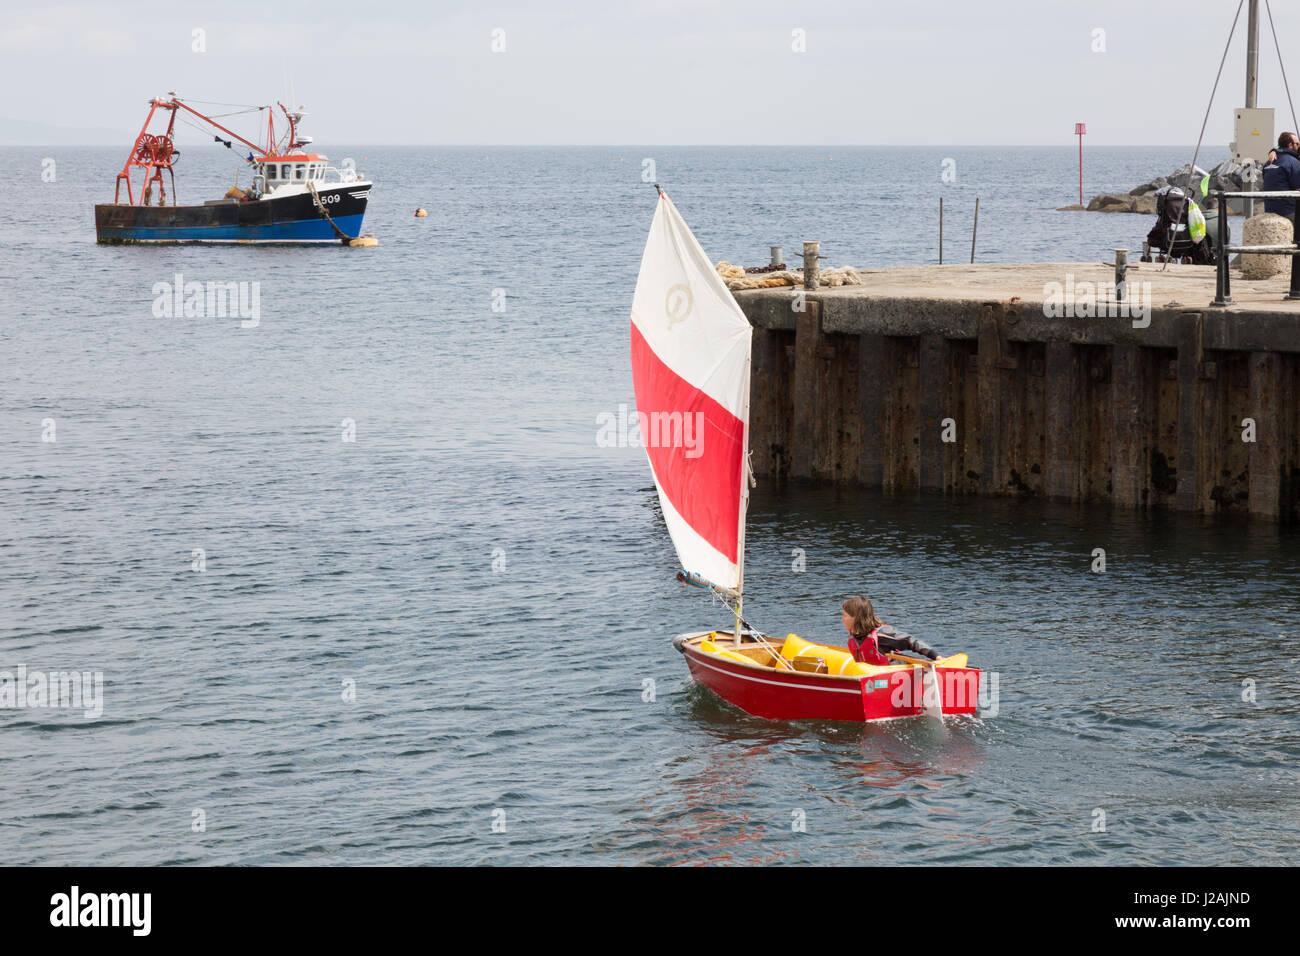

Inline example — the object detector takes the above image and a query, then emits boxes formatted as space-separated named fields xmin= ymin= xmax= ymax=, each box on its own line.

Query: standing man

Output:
xmin=1262 ymin=132 xmax=1300 ymax=220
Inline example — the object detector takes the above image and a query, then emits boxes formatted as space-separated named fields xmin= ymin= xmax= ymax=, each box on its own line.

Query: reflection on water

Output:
xmin=618 ymin=481 xmax=1298 ymax=865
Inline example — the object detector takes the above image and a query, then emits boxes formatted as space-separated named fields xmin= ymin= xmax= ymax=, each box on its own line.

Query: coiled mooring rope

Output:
xmin=305 ymin=180 xmax=355 ymax=243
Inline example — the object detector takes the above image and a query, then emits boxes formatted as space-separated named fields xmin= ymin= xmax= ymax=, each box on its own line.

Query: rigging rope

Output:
xmin=176 ymin=115 xmax=215 ymax=138
xmin=176 ymin=114 xmax=251 ymax=153
xmin=679 ymin=572 xmax=796 ymax=668
xmin=1167 ymin=0 xmax=1244 ymax=271
xmin=178 ymin=99 xmax=268 ymax=110
xmin=1190 ymin=0 xmax=1244 ymax=185
xmin=306 ymin=180 xmax=356 ymax=242
xmin=1265 ymin=0 xmax=1300 ymax=137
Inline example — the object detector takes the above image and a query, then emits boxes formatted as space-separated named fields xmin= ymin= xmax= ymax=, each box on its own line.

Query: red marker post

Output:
xmin=1075 ymin=123 xmax=1087 ymax=205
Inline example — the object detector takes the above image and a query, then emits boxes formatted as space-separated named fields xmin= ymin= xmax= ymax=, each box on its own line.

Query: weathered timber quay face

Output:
xmin=739 ymin=262 xmax=1300 ymax=521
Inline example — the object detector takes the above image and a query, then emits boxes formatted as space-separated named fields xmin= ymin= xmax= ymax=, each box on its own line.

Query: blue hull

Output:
xmin=100 ymin=214 xmax=367 ymax=243
xmin=95 ymin=183 xmax=371 ymax=244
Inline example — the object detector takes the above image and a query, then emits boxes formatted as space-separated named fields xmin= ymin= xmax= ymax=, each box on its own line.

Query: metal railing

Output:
xmin=1211 ymin=189 xmax=1300 ymax=306
xmin=321 ymin=166 xmax=361 ymax=185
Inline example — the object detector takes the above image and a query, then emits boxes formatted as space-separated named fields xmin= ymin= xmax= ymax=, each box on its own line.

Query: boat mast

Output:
xmin=733 ymin=342 xmax=753 ymax=645
xmin=733 ymin=585 xmax=743 ymax=644
xmin=279 ymin=104 xmax=300 ymax=153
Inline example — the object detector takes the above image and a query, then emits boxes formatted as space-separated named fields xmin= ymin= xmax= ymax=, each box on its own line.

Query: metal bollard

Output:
xmin=1213 ymin=190 xmax=1232 ymax=307
xmin=802 ymin=241 xmax=820 ymax=290
xmin=1115 ymin=249 xmax=1127 ymax=303
xmin=770 ymin=246 xmax=783 ymax=268
xmin=1289 ymin=196 xmax=1300 ymax=300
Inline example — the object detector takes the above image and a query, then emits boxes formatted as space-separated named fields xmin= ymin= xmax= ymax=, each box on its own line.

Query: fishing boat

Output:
xmin=631 ymin=187 xmax=981 ymax=722
xmin=94 ymin=95 xmax=372 ymax=244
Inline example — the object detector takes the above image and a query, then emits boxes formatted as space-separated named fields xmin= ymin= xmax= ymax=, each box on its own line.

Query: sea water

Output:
xmin=1 ymin=145 xmax=1295 ymax=864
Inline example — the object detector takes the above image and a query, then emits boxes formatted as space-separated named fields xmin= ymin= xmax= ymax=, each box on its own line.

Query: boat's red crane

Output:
xmin=113 ymin=96 xmax=306 ymax=206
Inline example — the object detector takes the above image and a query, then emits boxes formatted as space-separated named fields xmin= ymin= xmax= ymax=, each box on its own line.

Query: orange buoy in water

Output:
xmin=414 ymin=208 xmax=428 ymax=218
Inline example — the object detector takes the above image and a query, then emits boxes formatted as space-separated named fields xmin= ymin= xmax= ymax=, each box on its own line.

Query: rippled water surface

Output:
xmin=1 ymin=146 xmax=1296 ymax=865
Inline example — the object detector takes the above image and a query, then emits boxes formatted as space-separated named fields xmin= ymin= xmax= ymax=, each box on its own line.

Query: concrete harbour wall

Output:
xmin=738 ymin=263 xmax=1300 ymax=521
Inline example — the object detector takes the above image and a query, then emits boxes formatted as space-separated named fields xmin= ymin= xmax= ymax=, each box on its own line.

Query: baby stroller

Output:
xmin=1141 ymin=186 xmax=1215 ymax=264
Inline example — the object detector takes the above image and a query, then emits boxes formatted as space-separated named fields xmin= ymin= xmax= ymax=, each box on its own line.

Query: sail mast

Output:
xmin=733 ymin=353 xmax=752 ymax=644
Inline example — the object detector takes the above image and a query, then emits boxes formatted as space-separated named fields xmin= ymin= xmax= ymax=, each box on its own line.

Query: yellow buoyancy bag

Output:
xmin=700 ymin=639 xmax=755 ymax=666
xmin=779 ymin=634 xmax=879 ymax=676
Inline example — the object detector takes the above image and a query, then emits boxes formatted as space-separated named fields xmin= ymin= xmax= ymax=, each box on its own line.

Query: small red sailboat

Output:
xmin=631 ymin=188 xmax=981 ymax=722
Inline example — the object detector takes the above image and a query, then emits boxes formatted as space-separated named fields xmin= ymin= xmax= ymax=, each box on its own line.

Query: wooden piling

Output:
xmin=1176 ymin=313 xmax=1205 ymax=512
xmin=1044 ymin=340 xmax=1082 ymax=501
xmin=802 ymin=242 xmax=820 ymax=291
xmin=919 ymin=333 xmax=950 ymax=493
xmin=750 ymin=325 xmax=794 ymax=479
xmin=1248 ymin=351 xmax=1282 ymax=516
xmin=1110 ymin=344 xmax=1143 ymax=508
xmin=976 ymin=305 xmax=1002 ymax=495
xmin=857 ymin=333 xmax=885 ymax=486
xmin=791 ymin=301 xmax=823 ymax=479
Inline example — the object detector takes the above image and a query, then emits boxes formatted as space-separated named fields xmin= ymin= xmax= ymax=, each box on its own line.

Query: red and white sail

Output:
xmin=630 ymin=192 xmax=752 ymax=593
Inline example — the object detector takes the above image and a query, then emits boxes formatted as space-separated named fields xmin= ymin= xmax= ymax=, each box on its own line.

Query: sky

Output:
xmin=2 ymin=0 xmax=1298 ymax=145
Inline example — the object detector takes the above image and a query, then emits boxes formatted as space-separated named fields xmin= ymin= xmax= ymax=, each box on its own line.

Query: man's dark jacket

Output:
xmin=1262 ymin=148 xmax=1300 ymax=215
